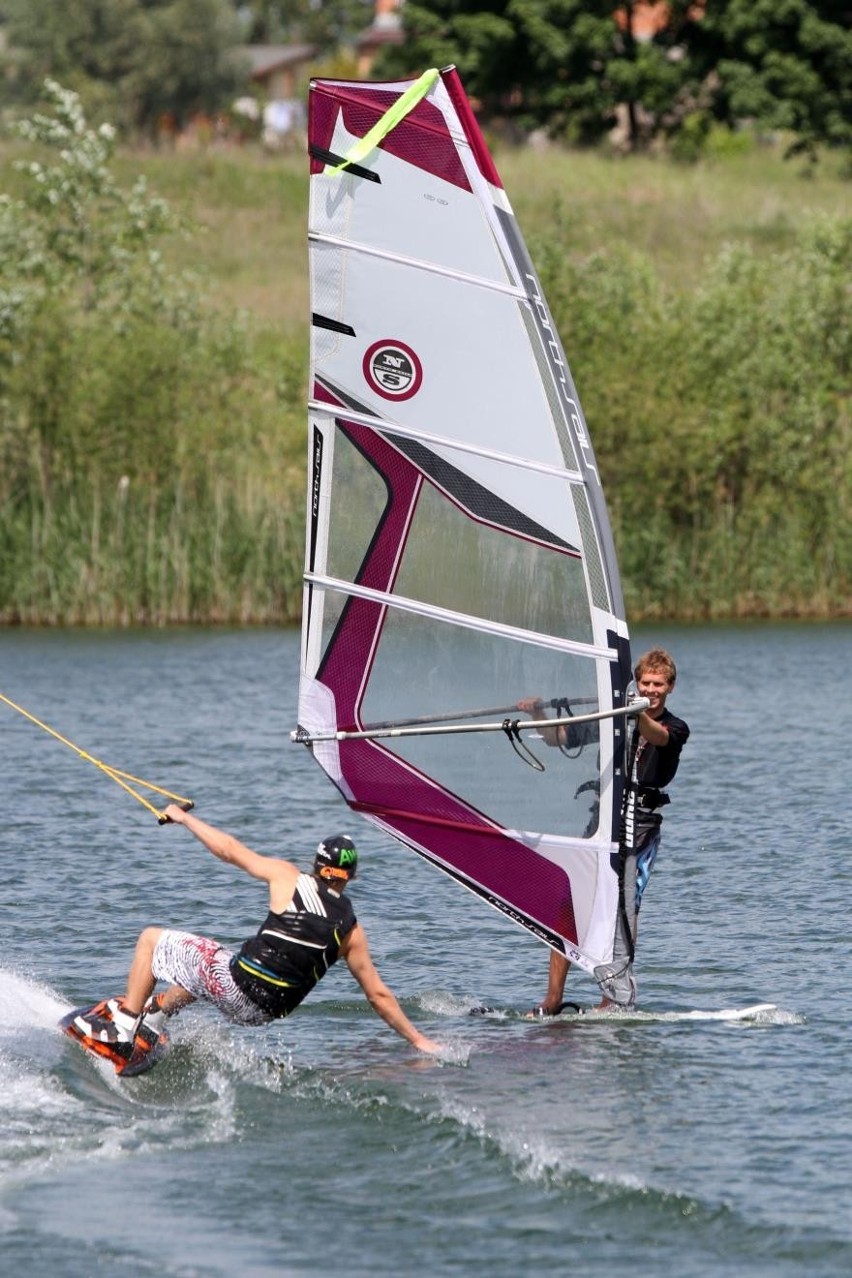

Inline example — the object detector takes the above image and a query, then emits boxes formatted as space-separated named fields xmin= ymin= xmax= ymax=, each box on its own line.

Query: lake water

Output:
xmin=1 ymin=622 xmax=850 ymax=1277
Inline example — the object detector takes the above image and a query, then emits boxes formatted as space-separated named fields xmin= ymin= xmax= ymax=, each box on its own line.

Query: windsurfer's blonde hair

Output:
xmin=634 ymin=647 xmax=677 ymax=686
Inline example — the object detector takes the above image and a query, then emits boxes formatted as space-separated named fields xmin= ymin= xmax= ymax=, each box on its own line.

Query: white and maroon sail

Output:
xmin=295 ymin=68 xmax=634 ymax=976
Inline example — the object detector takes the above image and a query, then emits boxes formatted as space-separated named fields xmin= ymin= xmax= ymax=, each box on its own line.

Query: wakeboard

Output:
xmin=60 ymin=1001 xmax=170 ymax=1077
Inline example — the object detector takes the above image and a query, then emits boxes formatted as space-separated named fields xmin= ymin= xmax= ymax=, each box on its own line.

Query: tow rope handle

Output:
xmin=158 ymin=801 xmax=194 ymax=826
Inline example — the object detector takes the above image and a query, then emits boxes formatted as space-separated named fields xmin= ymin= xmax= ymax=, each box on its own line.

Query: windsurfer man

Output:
xmin=531 ymin=647 xmax=689 ymax=1013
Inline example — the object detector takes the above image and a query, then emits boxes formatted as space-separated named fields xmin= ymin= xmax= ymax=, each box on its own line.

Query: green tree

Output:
xmin=0 ymin=0 xmax=143 ymax=108
xmin=129 ymin=0 xmax=248 ymax=132
xmin=273 ymin=0 xmax=373 ymax=46
xmin=682 ymin=0 xmax=852 ymax=156
xmin=222 ymin=0 xmax=372 ymax=46
xmin=0 ymin=79 xmax=190 ymax=484
xmin=375 ymin=0 xmax=852 ymax=156
xmin=230 ymin=1 xmax=287 ymax=43
xmin=377 ymin=0 xmax=694 ymax=147
xmin=0 ymin=82 xmax=303 ymax=625
xmin=1 ymin=0 xmax=247 ymax=132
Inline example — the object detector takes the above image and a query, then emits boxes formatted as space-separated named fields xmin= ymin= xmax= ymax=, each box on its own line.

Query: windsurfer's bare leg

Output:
xmin=535 ymin=951 xmax=571 ymax=1015
xmin=124 ymin=926 xmax=161 ymax=1014
xmin=124 ymin=926 xmax=193 ymax=1017
xmin=158 ymin=985 xmax=195 ymax=1016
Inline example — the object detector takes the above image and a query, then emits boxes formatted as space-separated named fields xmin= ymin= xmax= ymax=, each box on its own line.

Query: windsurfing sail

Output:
xmin=295 ymin=67 xmax=636 ymax=978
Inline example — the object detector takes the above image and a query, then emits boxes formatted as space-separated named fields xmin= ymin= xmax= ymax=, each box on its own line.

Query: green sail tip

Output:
xmin=330 ymin=68 xmax=440 ymax=176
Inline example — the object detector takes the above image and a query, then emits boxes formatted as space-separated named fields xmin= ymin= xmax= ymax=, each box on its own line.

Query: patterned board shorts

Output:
xmin=152 ymin=929 xmax=272 ymax=1026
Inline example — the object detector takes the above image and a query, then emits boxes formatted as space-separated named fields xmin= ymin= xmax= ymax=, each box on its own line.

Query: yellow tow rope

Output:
xmin=0 ymin=691 xmax=194 ymax=824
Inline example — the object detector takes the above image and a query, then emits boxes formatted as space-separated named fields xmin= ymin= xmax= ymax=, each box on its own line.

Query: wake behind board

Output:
xmin=60 ymin=1002 xmax=170 ymax=1077
xmin=472 ymin=1002 xmax=780 ymax=1024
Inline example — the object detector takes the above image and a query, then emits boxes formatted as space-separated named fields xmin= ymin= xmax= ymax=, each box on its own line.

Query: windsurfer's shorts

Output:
xmin=152 ymin=929 xmax=272 ymax=1026
xmin=635 ymin=830 xmax=661 ymax=912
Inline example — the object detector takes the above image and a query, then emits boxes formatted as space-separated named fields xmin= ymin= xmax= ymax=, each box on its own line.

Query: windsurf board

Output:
xmin=471 ymin=1002 xmax=780 ymax=1024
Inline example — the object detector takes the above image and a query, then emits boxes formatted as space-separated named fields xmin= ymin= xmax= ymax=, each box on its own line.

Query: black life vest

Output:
xmin=231 ymin=872 xmax=356 ymax=1018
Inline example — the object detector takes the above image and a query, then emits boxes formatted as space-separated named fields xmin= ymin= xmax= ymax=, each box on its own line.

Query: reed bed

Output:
xmin=0 ymin=477 xmax=304 ymax=626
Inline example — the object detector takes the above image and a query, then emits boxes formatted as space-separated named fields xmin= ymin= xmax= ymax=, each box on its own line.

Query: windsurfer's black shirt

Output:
xmin=629 ymin=707 xmax=690 ymax=822
xmin=634 ymin=708 xmax=689 ymax=788
xmin=231 ymin=872 xmax=356 ymax=1018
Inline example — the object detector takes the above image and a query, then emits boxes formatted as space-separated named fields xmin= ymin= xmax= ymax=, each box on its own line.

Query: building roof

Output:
xmin=244 ymin=45 xmax=316 ymax=80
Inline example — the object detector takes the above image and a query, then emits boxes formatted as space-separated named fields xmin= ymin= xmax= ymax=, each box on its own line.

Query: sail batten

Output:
xmin=310 ymin=231 xmax=531 ymax=299
xmin=305 ymin=573 xmax=619 ymax=659
xmin=308 ymin=399 xmax=587 ymax=482
xmin=298 ymin=67 xmax=635 ymax=978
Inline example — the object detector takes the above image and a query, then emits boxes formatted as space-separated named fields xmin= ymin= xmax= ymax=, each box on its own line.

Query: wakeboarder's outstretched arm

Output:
xmin=341 ymin=925 xmax=441 ymax=1055
xmin=162 ymin=804 xmax=298 ymax=908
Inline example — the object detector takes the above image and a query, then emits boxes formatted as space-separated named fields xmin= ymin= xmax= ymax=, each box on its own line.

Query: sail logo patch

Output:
xmin=363 ymin=339 xmax=423 ymax=400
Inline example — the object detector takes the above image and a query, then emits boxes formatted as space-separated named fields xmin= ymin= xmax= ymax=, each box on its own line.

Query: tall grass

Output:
xmin=535 ymin=214 xmax=851 ymax=618
xmin=111 ymin=139 xmax=852 ymax=322
xmin=0 ymin=477 xmax=304 ymax=625
xmin=0 ymin=301 xmax=308 ymax=623
xmin=0 ymin=109 xmax=849 ymax=624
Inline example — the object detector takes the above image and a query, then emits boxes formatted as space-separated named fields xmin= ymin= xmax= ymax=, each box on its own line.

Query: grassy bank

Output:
xmin=1 ymin=125 xmax=849 ymax=624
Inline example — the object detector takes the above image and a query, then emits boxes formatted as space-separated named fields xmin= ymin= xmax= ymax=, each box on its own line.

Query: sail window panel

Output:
xmin=387 ymin=431 xmax=583 ymax=553
xmin=310 ymin=243 xmax=348 ymax=366
xmin=359 ymin=608 xmax=603 ymax=841
xmin=317 ymin=587 xmax=346 ymax=666
xmin=393 ymin=479 xmax=593 ymax=644
xmin=325 ymin=427 xmax=390 ymax=588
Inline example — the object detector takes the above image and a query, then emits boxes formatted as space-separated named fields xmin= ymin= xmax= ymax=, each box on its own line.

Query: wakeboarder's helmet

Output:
xmin=314 ymin=833 xmax=358 ymax=881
